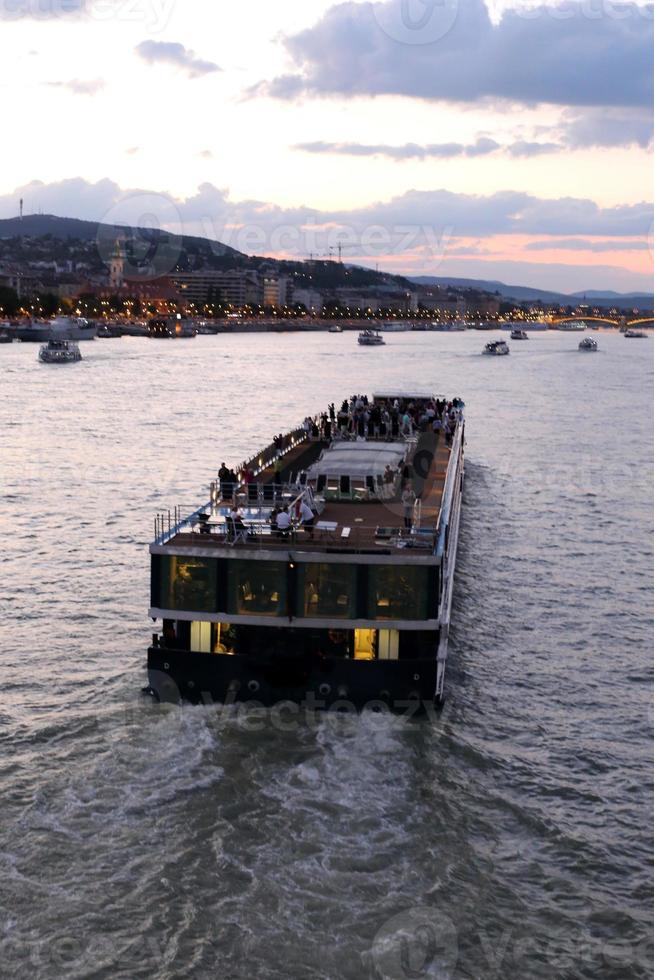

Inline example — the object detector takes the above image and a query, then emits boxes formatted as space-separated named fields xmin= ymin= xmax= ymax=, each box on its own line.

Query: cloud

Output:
xmin=295 ymin=138 xmax=501 ymax=159
xmin=5 ymin=176 xmax=654 ymax=242
xmin=4 ymin=176 xmax=654 ymax=291
xmin=506 ymin=140 xmax=562 ymax=157
xmin=46 ymin=78 xmax=106 ymax=96
xmin=262 ymin=0 xmax=654 ymax=109
xmin=560 ymin=107 xmax=654 ymax=148
xmin=135 ymin=40 xmax=220 ymax=78
xmin=199 ymin=150 xmax=214 ymax=159
xmin=525 ymin=238 xmax=651 ymax=252
xmin=126 ymin=146 xmax=141 ymax=155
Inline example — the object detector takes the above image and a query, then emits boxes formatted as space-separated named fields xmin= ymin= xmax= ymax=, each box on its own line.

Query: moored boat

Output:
xmin=149 ymin=315 xmax=197 ymax=339
xmin=624 ymin=328 xmax=648 ymax=338
xmin=430 ymin=321 xmax=466 ymax=332
xmin=328 ymin=324 xmax=343 ymax=333
xmin=49 ymin=317 xmax=98 ymax=341
xmin=146 ymin=391 xmax=465 ymax=711
xmin=510 ymin=329 xmax=529 ymax=340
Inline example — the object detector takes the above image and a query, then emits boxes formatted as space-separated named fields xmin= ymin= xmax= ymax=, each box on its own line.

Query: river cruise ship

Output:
xmin=147 ymin=391 xmax=465 ymax=711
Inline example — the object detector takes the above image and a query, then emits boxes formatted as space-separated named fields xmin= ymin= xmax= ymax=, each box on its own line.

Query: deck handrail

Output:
xmin=436 ymin=423 xmax=464 ymax=557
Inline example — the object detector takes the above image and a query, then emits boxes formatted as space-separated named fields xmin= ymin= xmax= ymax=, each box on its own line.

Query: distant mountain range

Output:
xmin=409 ymin=276 xmax=654 ymax=309
xmin=0 ymin=213 xmax=240 ymax=257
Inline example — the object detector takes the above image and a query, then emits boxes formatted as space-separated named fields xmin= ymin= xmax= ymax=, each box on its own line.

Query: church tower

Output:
xmin=109 ymin=240 xmax=126 ymax=289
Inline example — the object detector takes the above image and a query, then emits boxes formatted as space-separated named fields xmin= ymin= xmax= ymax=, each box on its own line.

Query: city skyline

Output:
xmin=3 ymin=0 xmax=654 ymax=291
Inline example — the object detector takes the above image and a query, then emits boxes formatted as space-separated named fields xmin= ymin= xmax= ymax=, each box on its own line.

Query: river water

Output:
xmin=0 ymin=329 xmax=652 ymax=979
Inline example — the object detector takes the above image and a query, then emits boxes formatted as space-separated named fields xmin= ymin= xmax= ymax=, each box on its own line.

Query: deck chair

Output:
xmin=197 ymin=512 xmax=211 ymax=534
xmin=226 ymin=517 xmax=248 ymax=546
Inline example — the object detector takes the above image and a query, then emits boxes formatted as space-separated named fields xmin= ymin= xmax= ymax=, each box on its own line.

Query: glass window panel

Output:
xmin=159 ymin=556 xmax=217 ymax=613
xmin=227 ymin=560 xmax=287 ymax=616
xmin=368 ymin=566 xmax=430 ymax=620
xmin=298 ymin=563 xmax=357 ymax=619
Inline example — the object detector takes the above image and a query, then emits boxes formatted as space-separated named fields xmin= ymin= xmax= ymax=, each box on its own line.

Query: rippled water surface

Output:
xmin=1 ymin=330 xmax=652 ymax=979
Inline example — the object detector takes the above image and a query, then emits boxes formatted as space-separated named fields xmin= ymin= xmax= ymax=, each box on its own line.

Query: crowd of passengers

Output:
xmin=302 ymin=394 xmax=465 ymax=447
xmin=225 ymin=395 xmax=465 ymax=495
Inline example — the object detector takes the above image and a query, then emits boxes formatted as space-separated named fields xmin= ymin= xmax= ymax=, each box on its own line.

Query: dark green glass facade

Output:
xmin=152 ymin=556 xmax=437 ymax=621
xmin=297 ymin=563 xmax=358 ymax=619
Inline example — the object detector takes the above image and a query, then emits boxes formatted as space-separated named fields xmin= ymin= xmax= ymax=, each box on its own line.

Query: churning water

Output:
xmin=0 ymin=330 xmax=652 ymax=979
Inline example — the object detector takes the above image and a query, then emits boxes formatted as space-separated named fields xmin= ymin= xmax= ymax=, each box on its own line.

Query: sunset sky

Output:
xmin=3 ymin=0 xmax=654 ymax=292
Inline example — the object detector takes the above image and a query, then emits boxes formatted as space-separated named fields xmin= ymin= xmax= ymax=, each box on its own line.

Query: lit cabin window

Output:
xmin=227 ymin=560 xmax=287 ymax=616
xmin=159 ymin=556 xmax=217 ymax=613
xmin=368 ymin=566 xmax=430 ymax=620
xmin=298 ymin=563 xmax=357 ymax=618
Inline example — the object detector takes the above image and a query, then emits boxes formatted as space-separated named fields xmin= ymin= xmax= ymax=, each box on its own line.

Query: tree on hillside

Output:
xmin=0 ymin=286 xmax=19 ymax=316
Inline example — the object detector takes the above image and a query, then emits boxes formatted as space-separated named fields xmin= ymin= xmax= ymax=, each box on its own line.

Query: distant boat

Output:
xmin=378 ymin=321 xmax=408 ymax=332
xmin=578 ymin=337 xmax=598 ymax=351
xmin=38 ymin=339 xmax=82 ymax=363
xmin=556 ymin=321 xmax=586 ymax=332
xmin=510 ymin=329 xmax=529 ymax=340
xmin=482 ymin=340 xmax=510 ymax=355
xmin=49 ymin=317 xmax=98 ymax=341
xmin=624 ymin=328 xmax=648 ymax=338
xmin=328 ymin=324 xmax=343 ymax=333
xmin=358 ymin=329 xmax=385 ymax=346
xmin=149 ymin=316 xmax=197 ymax=339
xmin=430 ymin=321 xmax=466 ymax=332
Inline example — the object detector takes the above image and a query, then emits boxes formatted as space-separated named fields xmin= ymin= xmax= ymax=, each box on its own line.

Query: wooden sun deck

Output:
xmin=166 ymin=432 xmax=453 ymax=557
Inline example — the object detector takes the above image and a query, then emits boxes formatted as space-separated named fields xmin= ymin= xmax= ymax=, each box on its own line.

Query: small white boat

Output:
xmin=624 ymin=328 xmax=648 ymax=338
xmin=556 ymin=321 xmax=586 ymax=332
xmin=39 ymin=339 xmax=82 ymax=363
xmin=358 ymin=329 xmax=385 ymax=346
xmin=510 ymin=329 xmax=529 ymax=340
xmin=578 ymin=337 xmax=598 ymax=351
xmin=328 ymin=324 xmax=343 ymax=334
xmin=482 ymin=340 xmax=510 ymax=356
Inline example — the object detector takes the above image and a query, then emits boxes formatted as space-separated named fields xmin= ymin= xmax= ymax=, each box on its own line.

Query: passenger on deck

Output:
xmin=269 ymin=506 xmax=280 ymax=532
xmin=276 ymin=506 xmax=291 ymax=537
xmin=273 ymin=456 xmax=283 ymax=487
xmin=219 ymin=462 xmax=233 ymax=499
xmin=298 ymin=499 xmax=315 ymax=537
xmin=402 ymin=486 xmax=416 ymax=529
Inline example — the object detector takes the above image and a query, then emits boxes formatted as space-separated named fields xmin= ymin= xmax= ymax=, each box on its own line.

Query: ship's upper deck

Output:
xmin=154 ymin=392 xmax=464 ymax=560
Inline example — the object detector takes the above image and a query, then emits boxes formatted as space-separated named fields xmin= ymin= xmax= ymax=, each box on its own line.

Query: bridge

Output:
xmin=550 ymin=315 xmax=619 ymax=326
xmin=550 ymin=315 xmax=654 ymax=327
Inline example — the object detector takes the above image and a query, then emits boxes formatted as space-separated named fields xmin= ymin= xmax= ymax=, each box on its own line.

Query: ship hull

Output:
xmin=147 ymin=646 xmax=439 ymax=712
